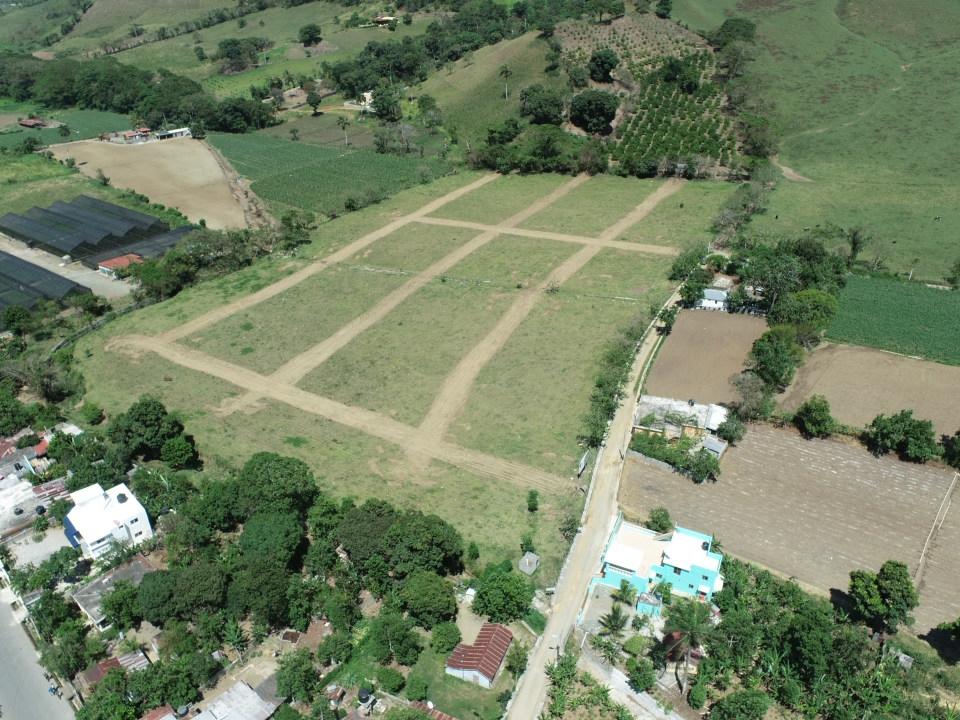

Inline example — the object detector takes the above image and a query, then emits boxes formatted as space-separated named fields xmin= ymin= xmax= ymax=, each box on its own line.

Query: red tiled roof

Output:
xmin=34 ymin=438 xmax=49 ymax=456
xmin=139 ymin=705 xmax=175 ymax=720
xmin=79 ymin=657 xmax=121 ymax=688
xmin=412 ymin=702 xmax=459 ymax=720
xmin=19 ymin=118 xmax=45 ymax=128
xmin=445 ymin=623 xmax=513 ymax=682
xmin=99 ymin=253 xmax=143 ymax=270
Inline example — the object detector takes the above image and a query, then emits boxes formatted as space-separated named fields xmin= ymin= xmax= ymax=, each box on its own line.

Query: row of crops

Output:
xmin=613 ymin=53 xmax=738 ymax=172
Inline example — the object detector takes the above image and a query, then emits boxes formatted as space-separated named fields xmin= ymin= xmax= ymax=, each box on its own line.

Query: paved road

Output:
xmin=0 ymin=592 xmax=75 ymax=720
xmin=507 ymin=287 xmax=682 ymax=719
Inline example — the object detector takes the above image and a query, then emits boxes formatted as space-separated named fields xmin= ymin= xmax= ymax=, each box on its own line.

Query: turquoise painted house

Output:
xmin=596 ymin=516 xmax=724 ymax=616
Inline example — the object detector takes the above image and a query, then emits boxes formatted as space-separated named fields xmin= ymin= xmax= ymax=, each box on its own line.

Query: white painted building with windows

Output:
xmin=64 ymin=483 xmax=152 ymax=560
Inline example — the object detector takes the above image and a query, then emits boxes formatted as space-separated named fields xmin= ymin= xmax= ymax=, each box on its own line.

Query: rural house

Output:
xmin=445 ymin=623 xmax=513 ymax=688
xmin=194 ymin=680 xmax=278 ymax=720
xmin=64 ymin=483 xmax=153 ymax=560
xmin=696 ymin=287 xmax=729 ymax=311
xmin=72 ymin=556 xmax=154 ymax=628
xmin=596 ymin=515 xmax=723 ymax=616
xmin=633 ymin=395 xmax=728 ymax=440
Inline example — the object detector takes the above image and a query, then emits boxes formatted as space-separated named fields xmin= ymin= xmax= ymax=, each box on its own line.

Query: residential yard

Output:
xmin=644 ymin=310 xmax=767 ymax=404
xmin=408 ymin=647 xmax=513 ymax=720
xmin=429 ymin=172 xmax=570 ymax=225
xmin=519 ymin=176 xmax=663 ymax=236
xmin=619 ymin=424 xmax=960 ymax=632
xmin=827 ymin=275 xmax=960 ymax=366
xmin=780 ymin=343 xmax=960 ymax=437
xmin=615 ymin=179 xmax=734 ymax=247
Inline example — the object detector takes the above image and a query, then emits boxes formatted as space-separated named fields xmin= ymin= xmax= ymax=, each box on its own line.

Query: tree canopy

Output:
xmin=569 ymin=89 xmax=619 ymax=134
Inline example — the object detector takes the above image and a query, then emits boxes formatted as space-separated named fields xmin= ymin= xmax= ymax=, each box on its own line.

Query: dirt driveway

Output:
xmin=781 ymin=343 xmax=960 ymax=437
xmin=619 ymin=425 xmax=960 ymax=632
xmin=50 ymin=138 xmax=247 ymax=229
xmin=644 ymin=310 xmax=766 ymax=404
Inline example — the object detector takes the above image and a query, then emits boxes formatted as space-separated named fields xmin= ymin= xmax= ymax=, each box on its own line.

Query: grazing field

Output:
xmin=676 ymin=0 xmax=960 ymax=281
xmin=619 ymin=425 xmax=960 ymax=632
xmin=0 ymin=104 xmax=130 ymax=150
xmin=826 ymin=275 xmax=960 ymax=366
xmin=78 ymin=172 xmax=701 ymax=583
xmin=615 ymin=180 xmax=733 ymax=246
xmin=49 ymin=137 xmax=247 ymax=229
xmin=0 ymin=0 xmax=77 ymax=51
xmin=644 ymin=310 xmax=766 ymax=404
xmin=429 ymin=173 xmax=569 ymax=225
xmin=207 ymin=132 xmax=450 ymax=217
xmin=780 ymin=343 xmax=960 ymax=437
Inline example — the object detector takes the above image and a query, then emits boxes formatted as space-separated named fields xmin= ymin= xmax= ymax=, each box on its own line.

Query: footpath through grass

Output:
xmin=827 ymin=276 xmax=960 ymax=366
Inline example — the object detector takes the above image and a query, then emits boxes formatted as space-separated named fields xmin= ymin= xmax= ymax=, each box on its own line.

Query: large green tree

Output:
xmin=848 ymin=560 xmax=918 ymax=631
xmin=710 ymin=689 xmax=770 ymax=720
xmin=793 ymin=394 xmax=834 ymax=438
xmin=588 ymin=48 xmax=619 ymax=82
xmin=864 ymin=410 xmax=940 ymax=462
xmin=400 ymin=570 xmax=457 ymax=628
xmin=664 ymin=599 xmax=713 ymax=693
xmin=101 ymin=580 xmax=143 ymax=630
xmin=569 ymin=89 xmax=619 ymax=134
xmin=276 ymin=648 xmax=318 ymax=703
xmin=368 ymin=612 xmax=422 ymax=666
xmin=749 ymin=326 xmax=804 ymax=390
xmin=474 ymin=570 xmax=533 ymax=623
xmin=235 ymin=452 xmax=318 ymax=518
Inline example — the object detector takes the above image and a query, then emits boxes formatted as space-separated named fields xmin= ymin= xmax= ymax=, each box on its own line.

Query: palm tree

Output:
xmin=599 ymin=602 xmax=628 ymax=639
xmin=499 ymin=64 xmax=513 ymax=100
xmin=612 ymin=579 xmax=637 ymax=607
xmin=663 ymin=599 xmax=713 ymax=694
xmin=337 ymin=115 xmax=351 ymax=145
xmin=225 ymin=618 xmax=248 ymax=662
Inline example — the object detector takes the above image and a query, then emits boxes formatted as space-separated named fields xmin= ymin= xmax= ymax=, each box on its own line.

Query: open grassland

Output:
xmin=0 ymin=104 xmax=130 ymax=150
xmin=429 ymin=172 xmax=569 ymax=224
xmin=676 ymin=0 xmax=960 ymax=281
xmin=616 ymin=179 xmax=732 ymax=246
xmin=185 ymin=224 xmax=480 ymax=373
xmin=827 ymin=276 xmax=960 ymax=365
xmin=519 ymin=176 xmax=662 ymax=236
xmin=300 ymin=237 xmax=578 ymax=425
xmin=0 ymin=0 xmax=76 ymax=51
xmin=449 ymin=248 xmax=674 ymax=476
xmin=208 ymin=131 xmax=450 ymax=216
xmin=416 ymin=32 xmax=565 ymax=145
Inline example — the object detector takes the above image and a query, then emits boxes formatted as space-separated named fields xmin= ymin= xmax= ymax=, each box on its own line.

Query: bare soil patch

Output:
xmin=49 ymin=137 xmax=247 ymax=229
xmin=644 ymin=310 xmax=766 ymax=404
xmin=619 ymin=424 xmax=959 ymax=631
xmin=781 ymin=343 xmax=960 ymax=436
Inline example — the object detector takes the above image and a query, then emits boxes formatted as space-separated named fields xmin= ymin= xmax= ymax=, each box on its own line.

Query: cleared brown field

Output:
xmin=619 ymin=424 xmax=959 ymax=631
xmin=50 ymin=137 xmax=246 ymax=229
xmin=781 ymin=343 xmax=960 ymax=437
xmin=644 ymin=309 xmax=766 ymax=404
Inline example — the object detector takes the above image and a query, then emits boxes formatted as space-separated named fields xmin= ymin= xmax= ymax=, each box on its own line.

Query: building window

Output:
xmin=688 ymin=584 xmax=694 ymax=590
xmin=130 ymin=518 xmax=138 ymax=524
xmin=702 ymin=575 xmax=709 ymax=581
xmin=134 ymin=531 xmax=143 ymax=538
xmin=655 ymin=573 xmax=662 ymax=579
xmin=673 ymin=567 xmax=681 ymax=575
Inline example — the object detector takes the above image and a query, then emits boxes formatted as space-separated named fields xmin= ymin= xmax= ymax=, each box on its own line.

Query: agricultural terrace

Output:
xmin=826 ymin=275 xmax=960 ymax=366
xmin=208 ymin=131 xmax=451 ymax=218
xmin=676 ymin=0 xmax=960 ymax=280
xmin=49 ymin=137 xmax=248 ymax=229
xmin=644 ymin=310 xmax=766 ymax=405
xmin=78 ymin=172 xmax=692 ymax=583
xmin=781 ymin=343 xmax=960 ymax=438
xmin=619 ymin=425 xmax=960 ymax=632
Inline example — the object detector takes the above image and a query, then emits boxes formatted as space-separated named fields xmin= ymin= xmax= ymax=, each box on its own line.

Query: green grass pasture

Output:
xmin=0 ymin=104 xmax=131 ymax=150
xmin=430 ymin=172 xmax=568 ymax=225
xmin=260 ymin=112 xmax=378 ymax=150
xmin=300 ymin=237 xmax=578 ymax=424
xmin=185 ymin=224 xmax=480 ymax=373
xmin=408 ymin=647 xmax=514 ymax=720
xmin=616 ymin=180 xmax=733 ymax=246
xmin=449 ymin=248 xmax=674 ymax=475
xmin=520 ymin=175 xmax=662 ymax=236
xmin=676 ymin=0 xmax=960 ymax=281
xmin=827 ymin=276 xmax=960 ymax=366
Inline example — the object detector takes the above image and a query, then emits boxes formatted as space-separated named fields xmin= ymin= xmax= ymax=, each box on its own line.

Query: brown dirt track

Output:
xmin=644 ymin=310 xmax=766 ymax=404
xmin=50 ymin=137 xmax=247 ymax=229
xmin=619 ymin=424 xmax=960 ymax=631
xmin=781 ymin=343 xmax=960 ymax=436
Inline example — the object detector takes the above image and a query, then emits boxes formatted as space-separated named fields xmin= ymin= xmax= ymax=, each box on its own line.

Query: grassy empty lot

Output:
xmin=450 ymin=248 xmax=674 ymax=475
xmin=677 ymin=0 xmax=960 ymax=281
xmin=429 ymin=172 xmax=569 ymax=225
xmin=300 ymin=237 xmax=577 ymax=425
xmin=186 ymin=224 xmax=480 ymax=374
xmin=519 ymin=176 xmax=662 ymax=236
xmin=619 ymin=424 xmax=959 ymax=631
xmin=616 ymin=180 xmax=733 ymax=247
xmin=826 ymin=276 xmax=960 ymax=365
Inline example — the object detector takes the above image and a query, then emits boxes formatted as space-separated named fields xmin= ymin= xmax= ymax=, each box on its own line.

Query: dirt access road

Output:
xmin=50 ymin=137 xmax=247 ymax=229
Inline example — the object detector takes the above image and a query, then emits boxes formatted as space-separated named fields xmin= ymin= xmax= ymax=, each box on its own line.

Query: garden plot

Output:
xmin=619 ymin=424 xmax=959 ymax=631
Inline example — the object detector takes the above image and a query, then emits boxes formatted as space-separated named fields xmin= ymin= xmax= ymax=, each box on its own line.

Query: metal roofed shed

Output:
xmin=194 ymin=681 xmax=278 ymax=720
xmin=518 ymin=551 xmax=540 ymax=576
xmin=633 ymin=395 xmax=729 ymax=439
xmin=445 ymin=623 xmax=513 ymax=688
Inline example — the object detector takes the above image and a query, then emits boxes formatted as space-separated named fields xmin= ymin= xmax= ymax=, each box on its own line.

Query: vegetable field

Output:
xmin=827 ymin=275 xmax=960 ymax=365
xmin=208 ymin=132 xmax=450 ymax=216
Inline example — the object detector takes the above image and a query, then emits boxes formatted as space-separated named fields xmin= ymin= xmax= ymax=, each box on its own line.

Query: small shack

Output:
xmin=18 ymin=118 xmax=46 ymax=129
xmin=518 ymin=552 xmax=540 ymax=576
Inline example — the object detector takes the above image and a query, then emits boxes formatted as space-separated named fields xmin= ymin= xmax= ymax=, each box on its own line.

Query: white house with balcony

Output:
xmin=64 ymin=483 xmax=152 ymax=560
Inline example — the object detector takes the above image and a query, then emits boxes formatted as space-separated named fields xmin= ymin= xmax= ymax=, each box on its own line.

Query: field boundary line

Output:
xmin=107 ymin=334 xmax=569 ymax=492
xmin=413 ymin=217 xmax=680 ymax=256
xmin=160 ymin=172 xmax=500 ymax=342
xmin=914 ymin=471 xmax=959 ymax=585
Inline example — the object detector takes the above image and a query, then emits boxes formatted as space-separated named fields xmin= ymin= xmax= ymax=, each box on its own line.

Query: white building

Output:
xmin=696 ymin=287 xmax=729 ymax=311
xmin=64 ymin=483 xmax=152 ymax=560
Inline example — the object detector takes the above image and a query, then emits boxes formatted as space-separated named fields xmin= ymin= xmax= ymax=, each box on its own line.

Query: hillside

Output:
xmin=676 ymin=0 xmax=960 ymax=281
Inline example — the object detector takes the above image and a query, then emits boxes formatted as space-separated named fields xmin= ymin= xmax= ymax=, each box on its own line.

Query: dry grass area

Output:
xmin=619 ymin=424 xmax=959 ymax=631
xmin=781 ymin=343 xmax=960 ymax=436
xmin=643 ymin=310 xmax=766 ymax=404
xmin=50 ymin=137 xmax=247 ymax=229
